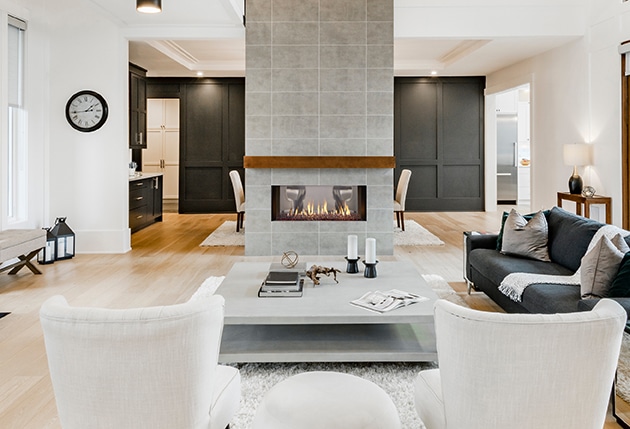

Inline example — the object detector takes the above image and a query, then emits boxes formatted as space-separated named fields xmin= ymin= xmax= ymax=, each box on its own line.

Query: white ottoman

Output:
xmin=252 ymin=371 xmax=401 ymax=429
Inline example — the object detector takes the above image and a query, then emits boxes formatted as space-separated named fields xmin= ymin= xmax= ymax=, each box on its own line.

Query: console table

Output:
xmin=557 ymin=192 xmax=611 ymax=224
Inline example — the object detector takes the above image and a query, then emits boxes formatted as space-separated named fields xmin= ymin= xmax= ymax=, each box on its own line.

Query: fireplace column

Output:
xmin=245 ymin=0 xmax=394 ymax=256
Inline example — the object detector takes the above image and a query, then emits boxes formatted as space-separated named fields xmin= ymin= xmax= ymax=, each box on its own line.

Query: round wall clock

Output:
xmin=65 ymin=90 xmax=109 ymax=132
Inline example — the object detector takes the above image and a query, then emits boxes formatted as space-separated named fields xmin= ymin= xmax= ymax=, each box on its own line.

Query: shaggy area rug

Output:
xmin=200 ymin=221 xmax=244 ymax=247
xmin=230 ymin=361 xmax=434 ymax=429
xmin=200 ymin=220 xmax=444 ymax=247
xmin=194 ymin=274 xmax=466 ymax=428
xmin=616 ymin=332 xmax=630 ymax=403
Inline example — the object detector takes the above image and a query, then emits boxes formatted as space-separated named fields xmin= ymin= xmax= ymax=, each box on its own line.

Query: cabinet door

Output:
xmin=164 ymin=99 xmax=180 ymax=130
xmin=147 ymin=99 xmax=163 ymax=130
xmin=163 ymin=129 xmax=180 ymax=199
xmin=144 ymin=130 xmax=163 ymax=168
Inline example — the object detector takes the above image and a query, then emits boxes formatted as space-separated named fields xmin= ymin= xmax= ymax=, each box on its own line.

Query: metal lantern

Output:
xmin=37 ymin=227 xmax=57 ymax=264
xmin=50 ymin=217 xmax=75 ymax=260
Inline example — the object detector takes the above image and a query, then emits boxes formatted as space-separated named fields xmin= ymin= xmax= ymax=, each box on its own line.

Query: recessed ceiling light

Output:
xmin=196 ymin=71 xmax=204 ymax=77
xmin=431 ymin=71 xmax=438 ymax=76
xmin=137 ymin=0 xmax=161 ymax=14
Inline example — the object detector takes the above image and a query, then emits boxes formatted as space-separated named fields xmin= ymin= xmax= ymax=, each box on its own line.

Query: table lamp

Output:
xmin=563 ymin=143 xmax=592 ymax=194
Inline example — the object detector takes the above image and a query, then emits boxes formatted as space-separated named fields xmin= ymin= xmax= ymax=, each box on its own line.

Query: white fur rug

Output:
xmin=193 ymin=274 xmax=466 ymax=429
xmin=394 ymin=220 xmax=444 ymax=246
xmin=200 ymin=220 xmax=444 ymax=247
xmin=200 ymin=221 xmax=244 ymax=247
xmin=617 ymin=332 xmax=630 ymax=403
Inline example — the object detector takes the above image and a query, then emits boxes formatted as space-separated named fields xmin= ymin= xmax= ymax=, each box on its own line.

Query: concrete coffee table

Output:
xmin=216 ymin=260 xmax=439 ymax=363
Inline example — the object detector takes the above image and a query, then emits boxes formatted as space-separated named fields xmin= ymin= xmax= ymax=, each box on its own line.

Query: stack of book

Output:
xmin=258 ymin=271 xmax=304 ymax=297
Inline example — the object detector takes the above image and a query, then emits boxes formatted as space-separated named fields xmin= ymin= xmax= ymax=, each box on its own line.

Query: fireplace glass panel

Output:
xmin=272 ymin=185 xmax=366 ymax=221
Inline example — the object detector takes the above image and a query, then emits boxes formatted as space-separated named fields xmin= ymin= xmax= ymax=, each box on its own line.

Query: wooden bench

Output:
xmin=0 ymin=229 xmax=46 ymax=275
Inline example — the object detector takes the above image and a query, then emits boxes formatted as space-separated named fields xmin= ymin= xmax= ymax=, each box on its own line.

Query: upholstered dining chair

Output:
xmin=394 ymin=169 xmax=411 ymax=231
xmin=40 ymin=294 xmax=240 ymax=429
xmin=414 ymin=299 xmax=625 ymax=429
xmin=229 ymin=170 xmax=245 ymax=232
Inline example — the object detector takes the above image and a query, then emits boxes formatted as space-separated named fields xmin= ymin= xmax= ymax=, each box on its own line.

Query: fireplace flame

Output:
xmin=286 ymin=200 xmax=356 ymax=220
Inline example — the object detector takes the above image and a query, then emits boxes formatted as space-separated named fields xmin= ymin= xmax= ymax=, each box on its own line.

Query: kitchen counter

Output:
xmin=129 ymin=172 xmax=163 ymax=182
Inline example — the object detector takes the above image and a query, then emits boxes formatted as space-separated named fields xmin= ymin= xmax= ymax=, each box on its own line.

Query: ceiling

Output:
xmin=90 ymin=0 xmax=588 ymax=77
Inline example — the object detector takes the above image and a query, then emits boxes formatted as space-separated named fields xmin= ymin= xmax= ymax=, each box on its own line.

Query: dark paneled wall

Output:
xmin=394 ymin=77 xmax=485 ymax=212
xmin=147 ymin=78 xmax=245 ymax=213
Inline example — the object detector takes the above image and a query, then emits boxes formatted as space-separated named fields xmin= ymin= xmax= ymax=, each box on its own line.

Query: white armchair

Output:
xmin=415 ymin=299 xmax=626 ymax=429
xmin=40 ymin=294 xmax=240 ymax=429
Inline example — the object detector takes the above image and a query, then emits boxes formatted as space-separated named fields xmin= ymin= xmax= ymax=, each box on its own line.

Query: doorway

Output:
xmin=144 ymin=98 xmax=180 ymax=211
xmin=495 ymin=84 xmax=530 ymax=210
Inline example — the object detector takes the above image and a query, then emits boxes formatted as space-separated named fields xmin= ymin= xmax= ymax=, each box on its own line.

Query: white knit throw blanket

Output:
xmin=498 ymin=225 xmax=627 ymax=302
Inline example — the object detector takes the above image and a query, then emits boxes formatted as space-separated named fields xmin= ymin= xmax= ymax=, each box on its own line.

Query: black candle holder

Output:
xmin=362 ymin=260 xmax=378 ymax=278
xmin=345 ymin=256 xmax=360 ymax=273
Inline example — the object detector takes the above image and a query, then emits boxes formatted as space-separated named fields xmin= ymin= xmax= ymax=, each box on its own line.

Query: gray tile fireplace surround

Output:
xmin=244 ymin=0 xmax=394 ymax=256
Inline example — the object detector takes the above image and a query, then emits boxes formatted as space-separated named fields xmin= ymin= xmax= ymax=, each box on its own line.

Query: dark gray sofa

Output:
xmin=465 ymin=206 xmax=630 ymax=319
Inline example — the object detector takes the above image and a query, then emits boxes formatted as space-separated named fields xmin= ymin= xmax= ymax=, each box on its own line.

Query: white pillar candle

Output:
xmin=347 ymin=235 xmax=358 ymax=260
xmin=365 ymin=238 xmax=376 ymax=263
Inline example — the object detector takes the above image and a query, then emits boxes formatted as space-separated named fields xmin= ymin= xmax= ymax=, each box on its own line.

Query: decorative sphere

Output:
xmin=281 ymin=251 xmax=299 ymax=268
xmin=582 ymin=186 xmax=596 ymax=198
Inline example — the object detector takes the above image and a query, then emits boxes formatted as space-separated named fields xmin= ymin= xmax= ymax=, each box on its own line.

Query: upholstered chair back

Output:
xmin=416 ymin=299 xmax=625 ymax=429
xmin=40 ymin=294 xmax=228 ymax=429
xmin=229 ymin=170 xmax=245 ymax=212
xmin=394 ymin=169 xmax=411 ymax=211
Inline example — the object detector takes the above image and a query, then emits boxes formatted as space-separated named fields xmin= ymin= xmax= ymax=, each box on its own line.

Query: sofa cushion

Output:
xmin=469 ymin=249 xmax=574 ymax=287
xmin=547 ymin=207 xmax=603 ymax=272
xmin=500 ymin=209 xmax=550 ymax=261
xmin=580 ymin=234 xmax=629 ymax=298
xmin=609 ymin=253 xmax=630 ymax=297
xmin=496 ymin=209 xmax=551 ymax=251
xmin=520 ymin=283 xmax=582 ymax=314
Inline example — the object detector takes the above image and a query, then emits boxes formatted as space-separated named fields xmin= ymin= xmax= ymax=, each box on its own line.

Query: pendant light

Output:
xmin=137 ymin=0 xmax=162 ymax=13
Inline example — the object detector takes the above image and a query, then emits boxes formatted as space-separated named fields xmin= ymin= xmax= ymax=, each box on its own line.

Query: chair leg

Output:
xmin=396 ymin=211 xmax=401 ymax=229
xmin=240 ymin=212 xmax=245 ymax=230
xmin=400 ymin=211 xmax=405 ymax=231
xmin=235 ymin=213 xmax=240 ymax=232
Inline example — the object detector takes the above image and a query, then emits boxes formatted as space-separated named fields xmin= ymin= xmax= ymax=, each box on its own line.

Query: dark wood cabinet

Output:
xmin=129 ymin=63 xmax=147 ymax=149
xmin=129 ymin=175 xmax=163 ymax=233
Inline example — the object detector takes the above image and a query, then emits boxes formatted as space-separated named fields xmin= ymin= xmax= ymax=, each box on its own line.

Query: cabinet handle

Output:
xmin=136 ymin=215 xmax=143 ymax=219
xmin=135 ymin=182 xmax=143 ymax=186
xmin=135 ymin=196 xmax=143 ymax=201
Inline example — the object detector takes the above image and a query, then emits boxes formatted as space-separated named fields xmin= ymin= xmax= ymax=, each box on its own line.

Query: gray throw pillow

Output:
xmin=580 ymin=233 xmax=630 ymax=298
xmin=500 ymin=209 xmax=550 ymax=262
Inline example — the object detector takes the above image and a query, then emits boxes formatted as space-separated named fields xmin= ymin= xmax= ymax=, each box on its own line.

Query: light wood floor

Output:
xmin=0 ymin=210 xmax=623 ymax=428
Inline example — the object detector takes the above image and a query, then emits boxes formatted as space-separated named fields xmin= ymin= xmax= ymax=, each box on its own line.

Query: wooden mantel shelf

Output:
xmin=243 ymin=156 xmax=396 ymax=169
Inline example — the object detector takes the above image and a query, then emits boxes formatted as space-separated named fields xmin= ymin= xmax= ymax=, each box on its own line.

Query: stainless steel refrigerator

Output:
xmin=496 ymin=114 xmax=518 ymax=204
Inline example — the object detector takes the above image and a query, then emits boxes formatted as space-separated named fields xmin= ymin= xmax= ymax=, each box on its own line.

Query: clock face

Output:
xmin=65 ymin=90 xmax=109 ymax=132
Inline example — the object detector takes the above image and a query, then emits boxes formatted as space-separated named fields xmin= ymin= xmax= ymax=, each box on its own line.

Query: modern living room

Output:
xmin=4 ymin=0 xmax=630 ymax=428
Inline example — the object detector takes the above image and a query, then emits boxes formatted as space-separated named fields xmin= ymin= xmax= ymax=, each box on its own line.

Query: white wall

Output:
xmin=487 ymin=0 xmax=630 ymax=225
xmin=8 ymin=0 xmax=130 ymax=253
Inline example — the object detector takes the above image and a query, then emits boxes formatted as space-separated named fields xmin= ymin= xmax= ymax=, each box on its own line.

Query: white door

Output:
xmin=144 ymin=99 xmax=180 ymax=200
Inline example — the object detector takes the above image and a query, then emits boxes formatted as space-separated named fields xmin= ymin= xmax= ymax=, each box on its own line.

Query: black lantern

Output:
xmin=50 ymin=217 xmax=75 ymax=260
xmin=37 ymin=227 xmax=57 ymax=264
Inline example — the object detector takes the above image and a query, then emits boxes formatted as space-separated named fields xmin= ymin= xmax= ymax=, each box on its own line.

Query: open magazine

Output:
xmin=350 ymin=289 xmax=429 ymax=313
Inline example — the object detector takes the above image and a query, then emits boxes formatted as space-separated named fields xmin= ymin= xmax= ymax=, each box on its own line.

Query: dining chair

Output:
xmin=229 ymin=170 xmax=245 ymax=232
xmin=394 ymin=169 xmax=412 ymax=231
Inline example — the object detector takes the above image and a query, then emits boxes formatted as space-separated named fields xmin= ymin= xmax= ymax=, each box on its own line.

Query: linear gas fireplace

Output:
xmin=271 ymin=185 xmax=367 ymax=221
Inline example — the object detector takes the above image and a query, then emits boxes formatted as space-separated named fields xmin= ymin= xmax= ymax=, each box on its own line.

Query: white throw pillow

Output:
xmin=580 ymin=234 xmax=629 ymax=298
xmin=500 ymin=209 xmax=550 ymax=262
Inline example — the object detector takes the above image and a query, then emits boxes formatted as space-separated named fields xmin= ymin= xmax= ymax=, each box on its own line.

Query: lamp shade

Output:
xmin=137 ymin=0 xmax=161 ymax=13
xmin=563 ymin=143 xmax=592 ymax=166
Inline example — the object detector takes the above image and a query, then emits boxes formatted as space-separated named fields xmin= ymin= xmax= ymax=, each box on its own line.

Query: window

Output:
xmin=7 ymin=16 xmax=27 ymax=223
